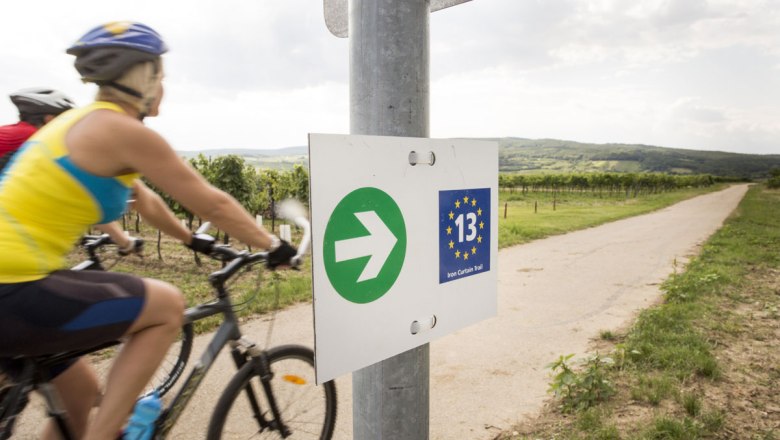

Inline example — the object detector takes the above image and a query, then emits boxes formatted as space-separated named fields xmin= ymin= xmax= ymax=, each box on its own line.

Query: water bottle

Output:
xmin=123 ymin=391 xmax=161 ymax=440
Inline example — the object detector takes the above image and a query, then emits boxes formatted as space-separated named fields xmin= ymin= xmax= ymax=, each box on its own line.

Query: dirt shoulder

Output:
xmin=504 ymin=268 xmax=780 ymax=440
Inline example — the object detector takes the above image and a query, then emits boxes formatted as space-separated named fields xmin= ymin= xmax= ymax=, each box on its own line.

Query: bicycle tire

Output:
xmin=146 ymin=322 xmax=194 ymax=397
xmin=206 ymin=344 xmax=337 ymax=440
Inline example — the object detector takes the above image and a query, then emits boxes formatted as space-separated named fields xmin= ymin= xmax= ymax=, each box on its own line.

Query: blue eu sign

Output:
xmin=439 ymin=188 xmax=491 ymax=284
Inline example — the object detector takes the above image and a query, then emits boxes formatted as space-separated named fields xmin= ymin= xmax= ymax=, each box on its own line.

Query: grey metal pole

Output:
xmin=350 ymin=0 xmax=430 ymax=438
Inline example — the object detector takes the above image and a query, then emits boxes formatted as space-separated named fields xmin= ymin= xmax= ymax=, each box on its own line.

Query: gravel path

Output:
xmin=14 ymin=184 xmax=748 ymax=439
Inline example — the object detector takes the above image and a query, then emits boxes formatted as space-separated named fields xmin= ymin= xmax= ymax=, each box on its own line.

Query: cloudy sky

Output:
xmin=0 ymin=0 xmax=778 ymax=154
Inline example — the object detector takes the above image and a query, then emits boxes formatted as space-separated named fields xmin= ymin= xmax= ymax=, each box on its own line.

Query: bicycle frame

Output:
xmin=154 ymin=254 xmax=289 ymax=438
xmin=154 ymin=294 xmax=244 ymax=436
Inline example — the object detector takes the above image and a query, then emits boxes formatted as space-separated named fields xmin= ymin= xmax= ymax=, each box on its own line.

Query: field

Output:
xmin=498 ymin=186 xmax=723 ymax=248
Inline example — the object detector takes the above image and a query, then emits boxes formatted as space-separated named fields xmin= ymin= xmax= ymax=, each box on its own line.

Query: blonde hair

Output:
xmin=96 ymin=60 xmax=162 ymax=115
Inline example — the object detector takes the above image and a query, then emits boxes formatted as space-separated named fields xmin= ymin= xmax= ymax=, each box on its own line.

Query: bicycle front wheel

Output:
xmin=207 ymin=345 xmax=337 ymax=440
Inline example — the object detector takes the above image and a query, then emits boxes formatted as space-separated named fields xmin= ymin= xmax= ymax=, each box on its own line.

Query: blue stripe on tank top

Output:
xmin=61 ymin=297 xmax=144 ymax=331
xmin=54 ymin=156 xmax=131 ymax=223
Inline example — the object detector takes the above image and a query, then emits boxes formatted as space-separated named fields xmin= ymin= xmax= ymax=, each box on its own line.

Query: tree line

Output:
xmin=143 ymin=154 xmax=309 ymax=229
xmin=499 ymin=172 xmax=717 ymax=197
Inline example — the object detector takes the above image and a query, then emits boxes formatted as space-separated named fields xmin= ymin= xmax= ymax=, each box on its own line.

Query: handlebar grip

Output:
xmin=118 ymin=237 xmax=144 ymax=256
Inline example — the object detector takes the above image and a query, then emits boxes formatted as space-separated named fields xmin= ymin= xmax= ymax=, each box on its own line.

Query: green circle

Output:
xmin=323 ymin=187 xmax=406 ymax=304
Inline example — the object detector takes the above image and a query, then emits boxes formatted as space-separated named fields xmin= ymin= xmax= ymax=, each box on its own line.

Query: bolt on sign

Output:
xmin=309 ymin=133 xmax=497 ymax=383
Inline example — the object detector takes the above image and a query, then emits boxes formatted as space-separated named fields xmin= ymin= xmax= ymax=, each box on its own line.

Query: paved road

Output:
xmin=15 ymin=184 xmax=748 ymax=439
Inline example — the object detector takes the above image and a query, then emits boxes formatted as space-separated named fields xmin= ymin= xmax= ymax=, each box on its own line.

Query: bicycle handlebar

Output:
xmin=80 ymin=234 xmax=144 ymax=254
xmin=195 ymin=215 xmax=311 ymax=286
xmin=80 ymin=233 xmax=113 ymax=247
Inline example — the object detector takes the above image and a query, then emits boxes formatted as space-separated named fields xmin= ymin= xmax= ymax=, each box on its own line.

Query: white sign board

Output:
xmin=309 ymin=133 xmax=498 ymax=383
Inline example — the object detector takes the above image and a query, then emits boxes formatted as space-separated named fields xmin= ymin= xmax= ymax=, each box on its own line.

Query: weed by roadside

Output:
xmin=547 ymin=354 xmax=615 ymax=414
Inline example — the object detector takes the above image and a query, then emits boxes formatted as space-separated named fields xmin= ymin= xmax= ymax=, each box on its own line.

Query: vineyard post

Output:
xmin=269 ymin=186 xmax=276 ymax=234
xmin=157 ymin=229 xmax=163 ymax=261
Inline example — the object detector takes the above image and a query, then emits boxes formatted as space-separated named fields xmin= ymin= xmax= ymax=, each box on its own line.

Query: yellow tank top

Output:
xmin=0 ymin=102 xmax=139 ymax=282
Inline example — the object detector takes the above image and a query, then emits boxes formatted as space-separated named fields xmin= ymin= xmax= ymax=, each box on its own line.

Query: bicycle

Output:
xmin=0 ymin=216 xmax=337 ymax=439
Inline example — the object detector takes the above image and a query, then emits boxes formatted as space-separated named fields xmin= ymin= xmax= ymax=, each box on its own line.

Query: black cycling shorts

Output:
xmin=0 ymin=270 xmax=146 ymax=358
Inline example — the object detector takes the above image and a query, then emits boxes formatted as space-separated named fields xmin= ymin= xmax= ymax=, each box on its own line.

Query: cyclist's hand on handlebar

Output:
xmin=117 ymin=237 xmax=144 ymax=257
xmin=187 ymin=233 xmax=216 ymax=255
xmin=267 ymin=239 xmax=298 ymax=270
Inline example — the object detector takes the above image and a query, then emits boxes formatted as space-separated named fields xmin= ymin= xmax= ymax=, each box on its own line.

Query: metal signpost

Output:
xmin=317 ymin=0 xmax=482 ymax=438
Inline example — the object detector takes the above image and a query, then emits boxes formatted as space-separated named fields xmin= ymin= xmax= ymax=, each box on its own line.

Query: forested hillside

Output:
xmin=496 ymin=138 xmax=780 ymax=179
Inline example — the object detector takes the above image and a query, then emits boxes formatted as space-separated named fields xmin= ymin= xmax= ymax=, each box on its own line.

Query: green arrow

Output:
xmin=335 ymin=211 xmax=397 ymax=282
xmin=323 ymin=187 xmax=406 ymax=304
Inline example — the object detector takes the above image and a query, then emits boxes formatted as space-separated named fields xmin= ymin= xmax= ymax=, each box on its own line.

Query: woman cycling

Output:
xmin=0 ymin=21 xmax=296 ymax=439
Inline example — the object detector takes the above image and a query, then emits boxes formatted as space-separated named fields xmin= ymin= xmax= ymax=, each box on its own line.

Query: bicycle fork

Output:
xmin=229 ymin=339 xmax=292 ymax=438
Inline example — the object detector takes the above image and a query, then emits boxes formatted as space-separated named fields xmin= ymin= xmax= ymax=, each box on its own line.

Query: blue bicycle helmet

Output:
xmin=67 ymin=21 xmax=168 ymax=84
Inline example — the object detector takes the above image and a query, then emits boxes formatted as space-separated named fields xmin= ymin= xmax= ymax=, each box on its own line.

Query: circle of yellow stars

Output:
xmin=445 ymin=194 xmax=485 ymax=261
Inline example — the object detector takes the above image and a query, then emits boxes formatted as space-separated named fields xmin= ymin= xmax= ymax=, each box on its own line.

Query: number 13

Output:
xmin=454 ymin=213 xmax=477 ymax=243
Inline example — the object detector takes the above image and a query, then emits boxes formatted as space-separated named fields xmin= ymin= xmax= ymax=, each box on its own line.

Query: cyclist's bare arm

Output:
xmin=131 ymin=180 xmax=191 ymax=243
xmin=132 ymin=148 xmax=273 ymax=249
xmin=141 ymin=156 xmax=274 ymax=250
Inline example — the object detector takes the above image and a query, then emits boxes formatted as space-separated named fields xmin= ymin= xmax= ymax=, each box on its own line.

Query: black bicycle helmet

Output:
xmin=9 ymin=88 xmax=75 ymax=116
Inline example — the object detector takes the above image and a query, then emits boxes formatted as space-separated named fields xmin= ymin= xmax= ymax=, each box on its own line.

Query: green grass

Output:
xmin=630 ymin=373 xmax=677 ymax=405
xmin=498 ymin=186 xmax=723 ymax=248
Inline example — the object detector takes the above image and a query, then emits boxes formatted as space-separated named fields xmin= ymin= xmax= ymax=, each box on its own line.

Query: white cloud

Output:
xmin=0 ymin=0 xmax=777 ymax=154
xmin=148 ymin=78 xmax=348 ymax=150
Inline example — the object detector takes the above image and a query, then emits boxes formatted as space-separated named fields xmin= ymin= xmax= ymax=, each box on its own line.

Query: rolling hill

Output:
xmin=496 ymin=138 xmax=780 ymax=179
xmin=175 ymin=138 xmax=780 ymax=179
